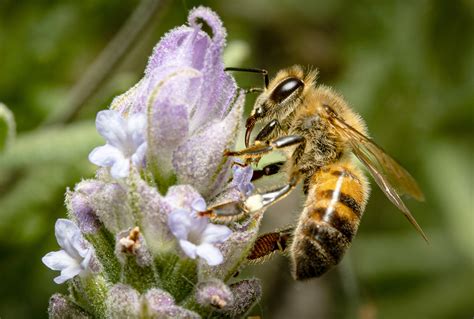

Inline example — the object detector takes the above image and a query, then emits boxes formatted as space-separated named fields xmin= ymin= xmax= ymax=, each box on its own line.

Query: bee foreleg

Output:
xmin=247 ymin=227 xmax=294 ymax=263
xmin=225 ymin=134 xmax=305 ymax=158
xmin=255 ymin=119 xmax=280 ymax=142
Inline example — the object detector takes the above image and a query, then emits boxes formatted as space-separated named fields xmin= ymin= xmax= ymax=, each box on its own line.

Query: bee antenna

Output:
xmin=224 ymin=67 xmax=269 ymax=89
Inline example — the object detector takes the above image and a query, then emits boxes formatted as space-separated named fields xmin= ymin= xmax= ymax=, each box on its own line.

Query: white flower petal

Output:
xmin=179 ymin=240 xmax=197 ymax=259
xmin=88 ymin=144 xmax=123 ymax=167
xmin=131 ymin=142 xmax=147 ymax=166
xmin=191 ymin=198 xmax=206 ymax=212
xmin=110 ymin=158 xmax=130 ymax=178
xmin=189 ymin=215 xmax=209 ymax=235
xmin=70 ymin=233 xmax=89 ymax=259
xmin=201 ymin=224 xmax=232 ymax=244
xmin=42 ymin=250 xmax=77 ymax=271
xmin=53 ymin=274 xmax=72 ymax=284
xmin=80 ymin=248 xmax=93 ymax=270
xmin=55 ymin=219 xmax=81 ymax=251
xmin=168 ymin=209 xmax=192 ymax=239
xmin=196 ymin=243 xmax=223 ymax=266
xmin=54 ymin=265 xmax=82 ymax=284
xmin=96 ymin=110 xmax=128 ymax=149
xmin=127 ymin=112 xmax=147 ymax=146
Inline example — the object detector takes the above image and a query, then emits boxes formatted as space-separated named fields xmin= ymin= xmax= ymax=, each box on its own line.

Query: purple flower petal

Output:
xmin=110 ymin=79 xmax=146 ymax=114
xmin=172 ymin=91 xmax=244 ymax=197
xmin=188 ymin=7 xmax=226 ymax=49
xmin=231 ymin=164 xmax=255 ymax=196
xmin=69 ymin=181 xmax=102 ymax=234
xmin=145 ymin=27 xmax=197 ymax=74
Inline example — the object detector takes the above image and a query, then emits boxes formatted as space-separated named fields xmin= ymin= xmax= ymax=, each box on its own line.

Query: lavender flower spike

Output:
xmin=42 ymin=219 xmax=93 ymax=284
xmin=43 ymin=7 xmax=267 ymax=318
xmin=89 ymin=110 xmax=147 ymax=179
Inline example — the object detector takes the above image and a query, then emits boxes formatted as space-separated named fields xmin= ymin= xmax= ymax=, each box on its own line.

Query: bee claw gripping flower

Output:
xmin=43 ymin=7 xmax=264 ymax=318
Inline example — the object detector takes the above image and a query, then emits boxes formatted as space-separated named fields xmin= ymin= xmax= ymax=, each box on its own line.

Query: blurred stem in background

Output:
xmin=44 ymin=0 xmax=170 ymax=125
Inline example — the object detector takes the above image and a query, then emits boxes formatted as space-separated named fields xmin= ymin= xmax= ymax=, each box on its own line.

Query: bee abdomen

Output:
xmin=291 ymin=164 xmax=368 ymax=280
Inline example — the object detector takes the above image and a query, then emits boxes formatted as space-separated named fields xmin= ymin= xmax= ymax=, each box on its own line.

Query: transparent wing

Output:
xmin=326 ymin=109 xmax=428 ymax=242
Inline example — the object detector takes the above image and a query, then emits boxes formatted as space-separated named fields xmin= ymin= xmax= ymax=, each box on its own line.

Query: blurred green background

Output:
xmin=0 ymin=0 xmax=472 ymax=318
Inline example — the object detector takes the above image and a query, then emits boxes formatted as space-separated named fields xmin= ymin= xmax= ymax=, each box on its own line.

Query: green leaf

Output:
xmin=0 ymin=121 xmax=102 ymax=244
xmin=0 ymin=102 xmax=15 ymax=152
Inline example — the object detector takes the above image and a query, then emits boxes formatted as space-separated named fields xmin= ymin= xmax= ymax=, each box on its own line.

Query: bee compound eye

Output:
xmin=270 ymin=77 xmax=304 ymax=103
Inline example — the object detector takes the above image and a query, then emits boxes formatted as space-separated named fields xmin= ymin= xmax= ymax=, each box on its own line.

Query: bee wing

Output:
xmin=327 ymin=113 xmax=428 ymax=242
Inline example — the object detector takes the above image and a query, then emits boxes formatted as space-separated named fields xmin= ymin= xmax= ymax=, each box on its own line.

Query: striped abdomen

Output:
xmin=291 ymin=162 xmax=369 ymax=280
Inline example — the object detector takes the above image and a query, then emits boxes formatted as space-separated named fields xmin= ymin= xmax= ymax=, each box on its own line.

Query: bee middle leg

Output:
xmin=245 ymin=171 xmax=301 ymax=212
xmin=251 ymin=161 xmax=286 ymax=181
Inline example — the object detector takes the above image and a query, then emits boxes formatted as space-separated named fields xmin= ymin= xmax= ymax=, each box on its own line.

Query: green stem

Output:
xmin=85 ymin=227 xmax=121 ymax=283
xmin=121 ymin=256 xmax=159 ymax=293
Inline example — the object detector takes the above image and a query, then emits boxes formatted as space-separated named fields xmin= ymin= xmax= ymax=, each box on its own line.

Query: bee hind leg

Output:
xmin=247 ymin=227 xmax=294 ymax=263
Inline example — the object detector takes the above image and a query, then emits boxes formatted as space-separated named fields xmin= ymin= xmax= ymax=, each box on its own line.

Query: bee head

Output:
xmin=245 ymin=74 xmax=305 ymax=147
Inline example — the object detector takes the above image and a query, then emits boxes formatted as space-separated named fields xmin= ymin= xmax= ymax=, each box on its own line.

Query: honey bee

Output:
xmin=224 ymin=65 xmax=427 ymax=280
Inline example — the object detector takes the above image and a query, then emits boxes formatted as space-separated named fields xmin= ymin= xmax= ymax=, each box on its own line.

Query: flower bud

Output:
xmin=195 ymin=279 xmax=234 ymax=310
xmin=67 ymin=180 xmax=102 ymax=234
xmin=134 ymin=177 xmax=175 ymax=254
xmin=225 ymin=278 xmax=262 ymax=318
xmin=105 ymin=284 xmax=141 ymax=318
xmin=48 ymin=293 xmax=89 ymax=319
xmin=90 ymin=182 xmax=134 ymax=233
